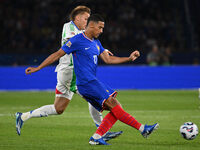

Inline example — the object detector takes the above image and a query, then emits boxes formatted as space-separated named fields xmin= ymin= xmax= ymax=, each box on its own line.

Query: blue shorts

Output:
xmin=77 ymin=79 xmax=117 ymax=112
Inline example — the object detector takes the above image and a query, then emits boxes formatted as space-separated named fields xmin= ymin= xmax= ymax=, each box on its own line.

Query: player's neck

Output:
xmin=84 ymin=31 xmax=94 ymax=40
xmin=73 ymin=20 xmax=81 ymax=30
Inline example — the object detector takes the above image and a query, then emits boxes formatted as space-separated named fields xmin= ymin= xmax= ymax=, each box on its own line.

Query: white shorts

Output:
xmin=55 ymin=68 xmax=77 ymax=100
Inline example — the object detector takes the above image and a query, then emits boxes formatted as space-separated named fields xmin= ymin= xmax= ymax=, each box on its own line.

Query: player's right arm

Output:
xmin=25 ymin=38 xmax=77 ymax=75
xmin=25 ymin=49 xmax=66 ymax=74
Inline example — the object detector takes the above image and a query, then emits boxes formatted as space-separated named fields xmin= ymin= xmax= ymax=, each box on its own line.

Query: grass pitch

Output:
xmin=0 ymin=90 xmax=200 ymax=150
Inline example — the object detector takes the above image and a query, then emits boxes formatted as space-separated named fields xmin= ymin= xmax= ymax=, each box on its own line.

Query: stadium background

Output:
xmin=0 ymin=0 xmax=200 ymax=90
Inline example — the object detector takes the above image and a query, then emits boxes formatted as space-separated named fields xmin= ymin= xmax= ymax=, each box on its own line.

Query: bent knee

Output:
xmin=54 ymin=97 xmax=70 ymax=114
xmin=55 ymin=109 xmax=64 ymax=114
xmin=54 ymin=106 xmax=65 ymax=114
xmin=104 ymin=97 xmax=120 ymax=110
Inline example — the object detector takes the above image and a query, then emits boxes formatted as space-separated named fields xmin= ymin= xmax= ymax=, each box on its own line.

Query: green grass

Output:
xmin=0 ymin=90 xmax=200 ymax=150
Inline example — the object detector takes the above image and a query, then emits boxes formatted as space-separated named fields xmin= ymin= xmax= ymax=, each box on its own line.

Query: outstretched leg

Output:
xmin=16 ymin=68 xmax=75 ymax=135
xmin=89 ymin=97 xmax=158 ymax=145
xmin=15 ymin=96 xmax=70 ymax=135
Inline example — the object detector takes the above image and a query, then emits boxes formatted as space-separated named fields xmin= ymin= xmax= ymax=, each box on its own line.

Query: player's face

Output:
xmin=93 ymin=21 xmax=104 ymax=38
xmin=78 ymin=12 xmax=90 ymax=30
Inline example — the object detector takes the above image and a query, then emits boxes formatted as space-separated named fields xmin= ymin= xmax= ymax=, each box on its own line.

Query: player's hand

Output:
xmin=105 ymin=49 xmax=114 ymax=56
xmin=129 ymin=50 xmax=140 ymax=61
xmin=25 ymin=67 xmax=39 ymax=75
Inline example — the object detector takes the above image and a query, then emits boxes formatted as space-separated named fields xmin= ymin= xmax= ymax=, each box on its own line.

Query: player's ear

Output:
xmin=75 ymin=15 xmax=80 ymax=22
xmin=88 ymin=21 xmax=95 ymax=28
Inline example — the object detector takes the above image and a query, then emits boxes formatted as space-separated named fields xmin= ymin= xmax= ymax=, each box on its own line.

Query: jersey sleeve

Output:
xmin=96 ymin=40 xmax=105 ymax=54
xmin=61 ymin=23 xmax=76 ymax=46
xmin=61 ymin=36 xmax=77 ymax=54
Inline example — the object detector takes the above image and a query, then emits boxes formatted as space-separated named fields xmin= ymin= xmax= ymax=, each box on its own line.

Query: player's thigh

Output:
xmin=77 ymin=80 xmax=118 ymax=112
xmin=104 ymin=97 xmax=121 ymax=110
xmin=57 ymin=68 xmax=73 ymax=90
xmin=56 ymin=69 xmax=75 ymax=100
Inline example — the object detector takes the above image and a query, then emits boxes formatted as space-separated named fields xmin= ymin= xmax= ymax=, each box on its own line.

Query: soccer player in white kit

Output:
xmin=15 ymin=6 xmax=122 ymax=140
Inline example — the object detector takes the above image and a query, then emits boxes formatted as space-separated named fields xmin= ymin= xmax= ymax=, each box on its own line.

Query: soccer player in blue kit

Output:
xmin=26 ymin=14 xmax=159 ymax=145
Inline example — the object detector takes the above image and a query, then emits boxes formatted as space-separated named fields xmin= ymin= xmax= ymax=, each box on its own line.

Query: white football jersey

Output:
xmin=55 ymin=21 xmax=83 ymax=72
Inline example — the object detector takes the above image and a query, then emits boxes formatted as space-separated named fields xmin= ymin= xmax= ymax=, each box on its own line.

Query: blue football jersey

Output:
xmin=61 ymin=33 xmax=105 ymax=85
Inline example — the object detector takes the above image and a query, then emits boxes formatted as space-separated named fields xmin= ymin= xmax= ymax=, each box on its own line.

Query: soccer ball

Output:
xmin=179 ymin=122 xmax=198 ymax=140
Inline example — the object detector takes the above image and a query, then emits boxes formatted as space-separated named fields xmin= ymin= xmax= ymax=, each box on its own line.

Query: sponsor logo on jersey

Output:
xmin=66 ymin=41 xmax=72 ymax=47
xmin=85 ymin=47 xmax=90 ymax=50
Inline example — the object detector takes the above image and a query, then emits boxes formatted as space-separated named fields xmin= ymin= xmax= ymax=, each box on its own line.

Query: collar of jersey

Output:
xmin=71 ymin=21 xmax=80 ymax=31
xmin=82 ymin=33 xmax=94 ymax=42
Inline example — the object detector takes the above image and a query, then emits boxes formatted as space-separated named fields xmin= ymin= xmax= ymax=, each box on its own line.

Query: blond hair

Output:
xmin=69 ymin=6 xmax=91 ymax=21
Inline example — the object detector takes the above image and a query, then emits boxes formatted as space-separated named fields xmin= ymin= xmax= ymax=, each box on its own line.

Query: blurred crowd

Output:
xmin=0 ymin=0 xmax=199 ymax=65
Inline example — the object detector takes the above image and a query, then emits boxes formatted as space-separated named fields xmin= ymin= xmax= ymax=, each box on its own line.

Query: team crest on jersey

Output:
xmin=66 ymin=41 xmax=72 ymax=47
xmin=96 ymin=44 xmax=100 ymax=54
xmin=96 ymin=45 xmax=100 ymax=50
xmin=106 ymin=90 xmax=109 ymax=93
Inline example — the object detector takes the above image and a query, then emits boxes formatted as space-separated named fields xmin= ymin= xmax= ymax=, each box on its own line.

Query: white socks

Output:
xmin=139 ymin=124 xmax=144 ymax=132
xmin=21 ymin=103 xmax=104 ymax=126
xmin=88 ymin=103 xmax=103 ymax=127
xmin=92 ymin=133 xmax=102 ymax=139
xmin=21 ymin=104 xmax=57 ymax=122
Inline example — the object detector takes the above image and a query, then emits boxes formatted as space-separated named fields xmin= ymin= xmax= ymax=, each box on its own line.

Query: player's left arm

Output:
xmin=100 ymin=50 xmax=140 ymax=64
xmin=105 ymin=49 xmax=113 ymax=56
